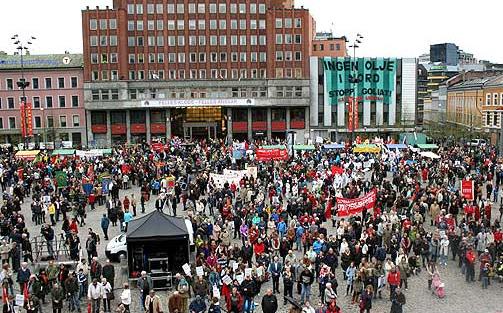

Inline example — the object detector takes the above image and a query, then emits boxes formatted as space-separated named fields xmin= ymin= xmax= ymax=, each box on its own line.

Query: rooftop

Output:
xmin=0 ymin=53 xmax=83 ymax=70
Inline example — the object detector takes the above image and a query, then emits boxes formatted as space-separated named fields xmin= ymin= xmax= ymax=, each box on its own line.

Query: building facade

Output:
xmin=0 ymin=53 xmax=86 ymax=146
xmin=430 ymin=43 xmax=458 ymax=66
xmin=446 ymin=78 xmax=487 ymax=129
xmin=310 ymin=57 xmax=418 ymax=142
xmin=82 ymin=0 xmax=315 ymax=146
xmin=311 ymin=32 xmax=347 ymax=58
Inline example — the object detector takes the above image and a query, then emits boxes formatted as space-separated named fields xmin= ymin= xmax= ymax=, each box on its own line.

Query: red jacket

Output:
xmin=466 ymin=250 xmax=476 ymax=264
xmin=387 ymin=271 xmax=400 ymax=286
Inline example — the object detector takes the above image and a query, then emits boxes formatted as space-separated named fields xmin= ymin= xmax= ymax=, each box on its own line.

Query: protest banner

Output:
xmin=461 ymin=179 xmax=474 ymax=200
xmin=255 ymin=148 xmax=289 ymax=161
xmin=336 ymin=189 xmax=377 ymax=217
xmin=55 ymin=171 xmax=67 ymax=187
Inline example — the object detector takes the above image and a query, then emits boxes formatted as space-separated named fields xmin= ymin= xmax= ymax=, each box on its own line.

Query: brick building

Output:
xmin=82 ymin=0 xmax=316 ymax=146
xmin=0 ymin=53 xmax=86 ymax=147
xmin=311 ymin=32 xmax=347 ymax=58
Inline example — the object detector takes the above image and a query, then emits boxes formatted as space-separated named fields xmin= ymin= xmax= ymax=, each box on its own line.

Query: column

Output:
xmin=86 ymin=110 xmax=93 ymax=148
xmin=266 ymin=107 xmax=272 ymax=140
xmin=305 ymin=106 xmax=310 ymax=142
xmin=165 ymin=109 xmax=171 ymax=141
xmin=247 ymin=107 xmax=252 ymax=141
xmin=125 ymin=110 xmax=131 ymax=144
xmin=106 ymin=110 xmax=112 ymax=147
xmin=286 ymin=107 xmax=291 ymax=130
xmin=227 ymin=108 xmax=233 ymax=143
xmin=146 ymin=108 xmax=151 ymax=143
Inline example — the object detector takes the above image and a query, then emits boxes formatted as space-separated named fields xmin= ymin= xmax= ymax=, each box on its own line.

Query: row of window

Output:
xmin=91 ymin=68 xmax=268 ymax=81
xmin=485 ymin=93 xmax=503 ymax=106
xmin=0 ymin=115 xmax=80 ymax=129
xmin=127 ymin=3 xmax=267 ymax=15
xmin=91 ymin=86 xmax=300 ymax=101
xmin=275 ymin=34 xmax=302 ymax=45
xmin=126 ymin=34 xmax=268 ymax=47
xmin=0 ymin=95 xmax=79 ymax=109
xmin=484 ymin=111 xmax=501 ymax=127
xmin=127 ymin=19 xmax=266 ymax=31
xmin=275 ymin=18 xmax=303 ymax=28
xmin=89 ymin=35 xmax=118 ymax=47
xmin=89 ymin=19 xmax=117 ymax=30
xmin=313 ymin=42 xmax=342 ymax=52
xmin=127 ymin=51 xmax=269 ymax=64
xmin=2 ymin=77 xmax=78 ymax=90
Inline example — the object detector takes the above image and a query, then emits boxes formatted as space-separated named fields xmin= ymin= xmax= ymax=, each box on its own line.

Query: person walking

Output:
xmin=101 ymin=214 xmax=110 ymax=241
xmin=120 ymin=283 xmax=131 ymax=313
xmin=101 ymin=278 xmax=112 ymax=313
xmin=300 ymin=266 xmax=315 ymax=303
xmin=261 ymin=288 xmax=278 ymax=313
xmin=102 ymin=260 xmax=115 ymax=289
xmin=137 ymin=271 xmax=153 ymax=311
xmin=50 ymin=282 xmax=65 ymax=313
xmin=359 ymin=285 xmax=373 ymax=313
xmin=268 ymin=256 xmax=283 ymax=294
xmin=144 ymin=290 xmax=163 ymax=313
xmin=87 ymin=278 xmax=103 ymax=313
xmin=390 ymin=287 xmax=406 ymax=313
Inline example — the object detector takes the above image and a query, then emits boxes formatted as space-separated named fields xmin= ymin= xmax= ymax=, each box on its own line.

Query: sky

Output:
xmin=0 ymin=0 xmax=501 ymax=63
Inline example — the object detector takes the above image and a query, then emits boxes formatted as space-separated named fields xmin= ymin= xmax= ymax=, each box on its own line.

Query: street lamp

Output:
xmin=348 ymin=34 xmax=364 ymax=143
xmin=12 ymin=35 xmax=36 ymax=148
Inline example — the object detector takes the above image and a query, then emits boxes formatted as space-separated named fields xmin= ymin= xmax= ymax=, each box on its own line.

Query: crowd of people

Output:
xmin=0 ymin=137 xmax=501 ymax=313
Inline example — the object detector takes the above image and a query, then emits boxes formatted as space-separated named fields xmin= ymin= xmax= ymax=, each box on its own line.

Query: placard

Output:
xmin=196 ymin=266 xmax=204 ymax=277
xmin=222 ymin=275 xmax=233 ymax=285
xmin=15 ymin=294 xmax=24 ymax=306
xmin=244 ymin=268 xmax=252 ymax=277
xmin=212 ymin=285 xmax=220 ymax=298
xmin=235 ymin=274 xmax=244 ymax=284
xmin=182 ymin=263 xmax=191 ymax=276
xmin=256 ymin=267 xmax=263 ymax=277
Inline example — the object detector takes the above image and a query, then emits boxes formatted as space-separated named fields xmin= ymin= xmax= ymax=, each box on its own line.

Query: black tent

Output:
xmin=126 ymin=211 xmax=190 ymax=278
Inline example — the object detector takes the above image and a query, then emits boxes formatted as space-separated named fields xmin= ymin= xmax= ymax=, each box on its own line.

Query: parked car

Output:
xmin=467 ymin=139 xmax=487 ymax=147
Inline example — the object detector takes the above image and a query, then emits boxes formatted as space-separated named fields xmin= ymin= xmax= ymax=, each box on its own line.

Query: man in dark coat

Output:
xmin=102 ymin=260 xmax=115 ymax=289
xmin=390 ymin=287 xmax=406 ymax=313
xmin=261 ymin=288 xmax=278 ymax=313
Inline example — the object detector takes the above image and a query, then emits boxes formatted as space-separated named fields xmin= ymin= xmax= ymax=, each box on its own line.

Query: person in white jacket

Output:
xmin=101 ymin=278 xmax=112 ymax=313
xmin=120 ymin=283 xmax=131 ymax=313
xmin=87 ymin=278 xmax=103 ymax=313
xmin=439 ymin=235 xmax=450 ymax=266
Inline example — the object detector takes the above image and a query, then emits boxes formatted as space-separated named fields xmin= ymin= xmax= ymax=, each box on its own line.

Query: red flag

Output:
xmin=23 ymin=283 xmax=29 ymax=299
xmin=331 ymin=165 xmax=344 ymax=175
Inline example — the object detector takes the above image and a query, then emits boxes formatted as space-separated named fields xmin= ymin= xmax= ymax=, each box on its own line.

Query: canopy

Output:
xmin=353 ymin=144 xmax=381 ymax=153
xmin=386 ymin=144 xmax=408 ymax=150
xmin=322 ymin=144 xmax=345 ymax=149
xmin=420 ymin=151 xmax=440 ymax=159
xmin=126 ymin=210 xmax=189 ymax=242
xmin=260 ymin=145 xmax=286 ymax=150
xmin=417 ymin=144 xmax=439 ymax=150
xmin=51 ymin=149 xmax=75 ymax=156
xmin=15 ymin=150 xmax=40 ymax=161
xmin=293 ymin=144 xmax=315 ymax=151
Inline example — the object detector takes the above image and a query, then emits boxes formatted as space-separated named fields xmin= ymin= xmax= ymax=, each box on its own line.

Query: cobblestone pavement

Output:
xmin=15 ymin=184 xmax=503 ymax=313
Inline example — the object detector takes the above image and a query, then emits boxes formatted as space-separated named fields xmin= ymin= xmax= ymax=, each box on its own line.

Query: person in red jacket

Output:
xmin=387 ymin=266 xmax=401 ymax=300
xmin=225 ymin=286 xmax=243 ymax=313
xmin=465 ymin=246 xmax=476 ymax=282
xmin=253 ymin=238 xmax=265 ymax=257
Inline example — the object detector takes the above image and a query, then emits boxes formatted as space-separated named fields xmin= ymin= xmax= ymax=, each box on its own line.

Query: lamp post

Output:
xmin=12 ymin=34 xmax=36 ymax=148
xmin=348 ymin=34 xmax=364 ymax=143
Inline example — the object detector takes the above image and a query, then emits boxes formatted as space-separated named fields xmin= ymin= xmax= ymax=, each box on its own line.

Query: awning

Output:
xmin=322 ymin=144 xmax=345 ymax=149
xmin=51 ymin=149 xmax=75 ymax=156
xmin=417 ymin=144 xmax=439 ymax=150
xmin=420 ymin=151 xmax=440 ymax=159
xmin=293 ymin=144 xmax=315 ymax=151
xmin=15 ymin=150 xmax=40 ymax=160
xmin=353 ymin=144 xmax=381 ymax=153
xmin=386 ymin=144 xmax=408 ymax=150
xmin=260 ymin=145 xmax=286 ymax=150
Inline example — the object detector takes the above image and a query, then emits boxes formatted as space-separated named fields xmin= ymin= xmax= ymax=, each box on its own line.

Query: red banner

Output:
xmin=20 ymin=102 xmax=26 ymax=138
xmin=25 ymin=102 xmax=33 ymax=136
xmin=354 ymin=100 xmax=359 ymax=130
xmin=461 ymin=179 xmax=474 ymax=200
xmin=331 ymin=165 xmax=344 ymax=175
xmin=347 ymin=100 xmax=353 ymax=132
xmin=336 ymin=189 xmax=377 ymax=217
xmin=255 ymin=148 xmax=289 ymax=161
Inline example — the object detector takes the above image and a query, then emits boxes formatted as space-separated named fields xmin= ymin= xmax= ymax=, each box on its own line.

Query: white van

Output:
xmin=105 ymin=219 xmax=195 ymax=261
xmin=467 ymin=139 xmax=487 ymax=147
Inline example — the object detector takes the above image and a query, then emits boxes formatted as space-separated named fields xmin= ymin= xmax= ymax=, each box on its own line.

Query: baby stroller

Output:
xmin=431 ymin=272 xmax=445 ymax=298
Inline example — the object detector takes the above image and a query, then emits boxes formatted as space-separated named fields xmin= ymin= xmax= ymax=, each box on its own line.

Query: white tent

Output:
xmin=420 ymin=151 xmax=440 ymax=159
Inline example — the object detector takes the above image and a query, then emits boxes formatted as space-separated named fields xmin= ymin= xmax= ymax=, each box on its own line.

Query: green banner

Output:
xmin=323 ymin=57 xmax=397 ymax=106
xmin=55 ymin=171 xmax=68 ymax=187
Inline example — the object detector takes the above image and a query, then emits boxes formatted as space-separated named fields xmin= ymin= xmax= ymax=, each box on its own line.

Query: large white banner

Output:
xmin=141 ymin=98 xmax=255 ymax=108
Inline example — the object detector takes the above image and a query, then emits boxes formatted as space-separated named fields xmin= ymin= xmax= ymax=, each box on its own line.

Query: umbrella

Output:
xmin=283 ymin=296 xmax=302 ymax=309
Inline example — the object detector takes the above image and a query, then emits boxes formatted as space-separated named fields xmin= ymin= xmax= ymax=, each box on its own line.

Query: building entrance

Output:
xmin=171 ymin=107 xmax=225 ymax=139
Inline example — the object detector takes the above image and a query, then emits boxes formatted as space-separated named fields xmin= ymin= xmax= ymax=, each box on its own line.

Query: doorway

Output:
xmin=183 ymin=122 xmax=218 ymax=140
